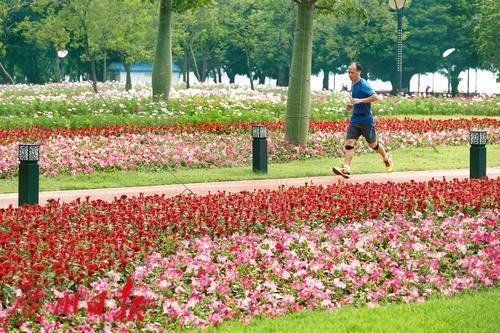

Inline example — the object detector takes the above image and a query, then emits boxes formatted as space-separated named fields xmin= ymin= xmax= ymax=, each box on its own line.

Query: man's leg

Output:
xmin=343 ymin=139 xmax=356 ymax=169
xmin=365 ymin=124 xmax=393 ymax=172
xmin=368 ymin=141 xmax=388 ymax=161
xmin=333 ymin=139 xmax=355 ymax=178
xmin=368 ymin=142 xmax=393 ymax=172
xmin=333 ymin=124 xmax=360 ymax=178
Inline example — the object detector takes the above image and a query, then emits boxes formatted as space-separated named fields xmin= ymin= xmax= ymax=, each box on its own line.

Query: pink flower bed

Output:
xmin=0 ymin=119 xmax=498 ymax=178
xmin=1 ymin=209 xmax=497 ymax=331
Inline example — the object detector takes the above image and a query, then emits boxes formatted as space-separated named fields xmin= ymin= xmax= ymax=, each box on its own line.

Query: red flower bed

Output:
xmin=1 ymin=178 xmax=498 ymax=295
xmin=2 ymin=118 xmax=498 ymax=144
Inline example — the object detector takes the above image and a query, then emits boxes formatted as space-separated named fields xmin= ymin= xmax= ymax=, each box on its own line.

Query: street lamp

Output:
xmin=469 ymin=130 xmax=487 ymax=179
xmin=57 ymin=49 xmax=68 ymax=82
xmin=442 ymin=48 xmax=455 ymax=95
xmin=18 ymin=144 xmax=40 ymax=206
xmin=252 ymin=125 xmax=268 ymax=173
xmin=388 ymin=0 xmax=411 ymax=95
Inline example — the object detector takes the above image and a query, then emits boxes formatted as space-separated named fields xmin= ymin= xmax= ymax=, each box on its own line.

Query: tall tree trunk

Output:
xmin=322 ymin=69 xmax=329 ymax=90
xmin=285 ymin=2 xmax=314 ymax=145
xmin=258 ymin=73 xmax=265 ymax=85
xmin=217 ymin=66 xmax=222 ymax=83
xmin=245 ymin=51 xmax=254 ymax=90
xmin=55 ymin=52 xmax=62 ymax=82
xmin=227 ymin=71 xmax=236 ymax=84
xmin=284 ymin=67 xmax=290 ymax=86
xmin=450 ymin=73 xmax=460 ymax=97
xmin=124 ymin=61 xmax=132 ymax=91
xmin=212 ymin=69 xmax=217 ymax=83
xmin=276 ymin=67 xmax=288 ymax=87
xmin=0 ymin=61 xmax=15 ymax=84
xmin=152 ymin=0 xmax=172 ymax=100
xmin=389 ymin=71 xmax=399 ymax=95
xmin=102 ymin=55 xmax=107 ymax=82
xmin=186 ymin=55 xmax=190 ymax=88
xmin=276 ymin=69 xmax=285 ymax=86
xmin=184 ymin=47 xmax=190 ymax=88
xmin=189 ymin=43 xmax=201 ymax=82
xmin=90 ymin=58 xmax=98 ymax=93
xmin=201 ymin=54 xmax=208 ymax=82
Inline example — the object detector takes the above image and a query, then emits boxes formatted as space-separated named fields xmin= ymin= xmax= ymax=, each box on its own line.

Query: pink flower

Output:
xmin=216 ymin=284 xmax=231 ymax=295
xmin=333 ymin=278 xmax=346 ymax=289
xmin=208 ymin=313 xmax=224 ymax=324
xmin=298 ymin=290 xmax=312 ymax=299
xmin=241 ymin=277 xmax=252 ymax=289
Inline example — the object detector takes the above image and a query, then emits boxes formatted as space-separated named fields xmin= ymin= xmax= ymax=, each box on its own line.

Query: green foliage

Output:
xmin=168 ymin=0 xmax=213 ymax=13
xmin=312 ymin=16 xmax=347 ymax=79
xmin=437 ymin=0 xmax=482 ymax=96
xmin=0 ymin=0 xmax=494 ymax=90
xmin=174 ymin=4 xmax=226 ymax=83
xmin=0 ymin=84 xmax=498 ymax=130
xmin=0 ymin=0 xmax=493 ymax=108
xmin=315 ymin=0 xmax=366 ymax=17
xmin=475 ymin=0 xmax=500 ymax=73
xmin=0 ymin=0 xmax=30 ymax=83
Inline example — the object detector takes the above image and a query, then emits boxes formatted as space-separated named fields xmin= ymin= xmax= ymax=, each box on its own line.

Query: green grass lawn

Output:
xmin=200 ymin=288 xmax=499 ymax=333
xmin=0 ymin=144 xmax=498 ymax=193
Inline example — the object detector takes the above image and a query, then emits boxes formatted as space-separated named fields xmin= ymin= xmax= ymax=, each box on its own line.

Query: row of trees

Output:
xmin=1 ymin=1 xmax=497 ymax=90
xmin=0 ymin=0 xmax=498 ymax=143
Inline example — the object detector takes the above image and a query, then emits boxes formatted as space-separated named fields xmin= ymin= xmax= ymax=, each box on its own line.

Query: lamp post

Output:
xmin=18 ymin=144 xmax=40 ymax=206
xmin=252 ymin=125 xmax=268 ymax=173
xmin=442 ymin=48 xmax=455 ymax=95
xmin=469 ymin=130 xmax=487 ymax=179
xmin=388 ymin=0 xmax=410 ymax=94
xmin=57 ymin=49 xmax=68 ymax=82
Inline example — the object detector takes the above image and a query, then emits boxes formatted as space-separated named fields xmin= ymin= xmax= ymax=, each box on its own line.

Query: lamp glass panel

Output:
xmin=19 ymin=144 xmax=40 ymax=161
xmin=470 ymin=131 xmax=487 ymax=145
xmin=252 ymin=125 xmax=267 ymax=139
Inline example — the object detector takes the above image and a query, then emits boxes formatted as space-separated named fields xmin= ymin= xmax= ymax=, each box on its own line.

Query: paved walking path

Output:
xmin=1 ymin=168 xmax=499 ymax=209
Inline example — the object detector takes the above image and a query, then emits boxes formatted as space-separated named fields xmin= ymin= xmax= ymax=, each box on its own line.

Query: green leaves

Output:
xmin=475 ymin=0 xmax=500 ymax=72
xmin=169 ymin=0 xmax=214 ymax=13
xmin=314 ymin=0 xmax=366 ymax=20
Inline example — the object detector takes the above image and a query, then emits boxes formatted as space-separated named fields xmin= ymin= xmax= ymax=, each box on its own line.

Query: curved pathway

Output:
xmin=1 ymin=167 xmax=499 ymax=209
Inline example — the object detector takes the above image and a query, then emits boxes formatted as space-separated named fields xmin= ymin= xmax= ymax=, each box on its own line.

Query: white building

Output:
xmin=107 ymin=62 xmax=182 ymax=86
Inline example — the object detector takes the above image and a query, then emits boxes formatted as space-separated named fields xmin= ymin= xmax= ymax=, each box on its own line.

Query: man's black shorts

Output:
xmin=346 ymin=122 xmax=376 ymax=143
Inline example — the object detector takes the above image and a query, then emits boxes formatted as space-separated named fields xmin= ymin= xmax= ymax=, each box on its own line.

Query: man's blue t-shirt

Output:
xmin=351 ymin=78 xmax=374 ymax=124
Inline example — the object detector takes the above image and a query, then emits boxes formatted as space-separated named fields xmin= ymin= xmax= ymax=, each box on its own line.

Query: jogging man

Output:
xmin=333 ymin=62 xmax=393 ymax=178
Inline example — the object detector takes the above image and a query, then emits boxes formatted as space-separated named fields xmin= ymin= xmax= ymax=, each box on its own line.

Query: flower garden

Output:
xmin=0 ymin=118 xmax=498 ymax=179
xmin=0 ymin=83 xmax=498 ymax=331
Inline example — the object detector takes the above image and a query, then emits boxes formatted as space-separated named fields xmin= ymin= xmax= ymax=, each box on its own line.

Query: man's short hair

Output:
xmin=352 ymin=62 xmax=363 ymax=72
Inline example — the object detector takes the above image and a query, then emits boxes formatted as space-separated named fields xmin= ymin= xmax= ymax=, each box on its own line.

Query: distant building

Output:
xmin=107 ymin=62 xmax=182 ymax=86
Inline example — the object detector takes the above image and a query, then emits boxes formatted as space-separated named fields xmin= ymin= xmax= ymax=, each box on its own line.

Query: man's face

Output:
xmin=348 ymin=64 xmax=361 ymax=82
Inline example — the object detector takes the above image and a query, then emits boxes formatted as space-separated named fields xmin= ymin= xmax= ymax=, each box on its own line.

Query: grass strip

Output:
xmin=0 ymin=144 xmax=498 ymax=193
xmin=203 ymin=288 xmax=499 ymax=333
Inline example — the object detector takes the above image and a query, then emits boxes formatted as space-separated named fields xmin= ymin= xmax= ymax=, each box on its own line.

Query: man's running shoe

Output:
xmin=332 ymin=165 xmax=350 ymax=179
xmin=384 ymin=155 xmax=393 ymax=172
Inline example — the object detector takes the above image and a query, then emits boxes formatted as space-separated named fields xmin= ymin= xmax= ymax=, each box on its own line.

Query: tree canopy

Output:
xmin=0 ymin=0 xmax=494 ymax=96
